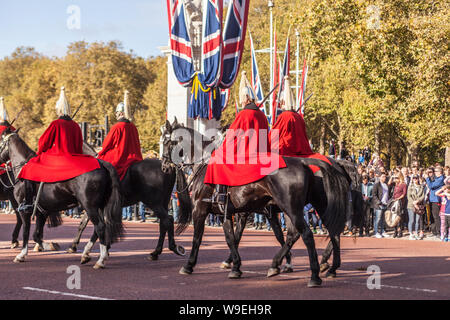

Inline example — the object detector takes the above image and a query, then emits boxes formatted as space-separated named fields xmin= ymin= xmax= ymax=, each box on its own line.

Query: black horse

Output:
xmin=220 ymin=157 xmax=358 ymax=279
xmin=162 ymin=121 xmax=349 ymax=287
xmin=0 ymin=129 xmax=124 ymax=268
xmin=66 ymin=141 xmax=190 ymax=260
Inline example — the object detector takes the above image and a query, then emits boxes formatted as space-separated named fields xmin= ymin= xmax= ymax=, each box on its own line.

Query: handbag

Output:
xmin=414 ymin=203 xmax=426 ymax=215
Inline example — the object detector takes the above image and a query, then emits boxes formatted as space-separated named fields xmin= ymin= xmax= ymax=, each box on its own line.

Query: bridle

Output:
xmin=0 ymin=132 xmax=33 ymax=188
xmin=161 ymin=130 xmax=212 ymax=194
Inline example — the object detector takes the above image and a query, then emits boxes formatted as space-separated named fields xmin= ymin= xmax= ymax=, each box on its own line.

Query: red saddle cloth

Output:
xmin=97 ymin=119 xmax=143 ymax=180
xmin=204 ymin=104 xmax=286 ymax=187
xmin=269 ymin=111 xmax=331 ymax=173
xmin=18 ymin=118 xmax=100 ymax=183
xmin=0 ymin=124 xmax=15 ymax=176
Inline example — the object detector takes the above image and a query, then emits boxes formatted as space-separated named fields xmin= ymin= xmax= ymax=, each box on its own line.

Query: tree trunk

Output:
xmin=319 ymin=123 xmax=326 ymax=155
xmin=446 ymin=146 xmax=450 ymax=167
xmin=406 ymin=143 xmax=419 ymax=167
xmin=374 ymin=125 xmax=381 ymax=155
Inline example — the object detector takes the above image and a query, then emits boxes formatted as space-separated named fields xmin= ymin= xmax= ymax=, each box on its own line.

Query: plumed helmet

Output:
xmin=0 ymin=97 xmax=10 ymax=122
xmin=239 ymin=71 xmax=256 ymax=104
xmin=281 ymin=76 xmax=295 ymax=111
xmin=55 ymin=86 xmax=71 ymax=117
xmin=116 ymin=90 xmax=131 ymax=120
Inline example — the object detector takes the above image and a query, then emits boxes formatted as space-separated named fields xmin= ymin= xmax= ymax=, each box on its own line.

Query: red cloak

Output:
xmin=97 ymin=119 xmax=143 ymax=180
xmin=18 ymin=118 xmax=100 ymax=182
xmin=204 ymin=104 xmax=286 ymax=186
xmin=0 ymin=124 xmax=15 ymax=176
xmin=270 ymin=111 xmax=331 ymax=173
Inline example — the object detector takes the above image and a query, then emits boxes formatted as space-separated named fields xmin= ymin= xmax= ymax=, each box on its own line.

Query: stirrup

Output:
xmin=18 ymin=203 xmax=34 ymax=214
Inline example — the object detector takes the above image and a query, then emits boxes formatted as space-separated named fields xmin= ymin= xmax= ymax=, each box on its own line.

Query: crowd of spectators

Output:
xmin=354 ymin=155 xmax=450 ymax=241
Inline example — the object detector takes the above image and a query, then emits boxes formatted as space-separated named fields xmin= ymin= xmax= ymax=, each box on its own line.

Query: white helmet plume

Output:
xmin=116 ymin=90 xmax=131 ymax=120
xmin=281 ymin=76 xmax=295 ymax=111
xmin=55 ymin=87 xmax=71 ymax=117
xmin=0 ymin=97 xmax=10 ymax=122
xmin=239 ymin=71 xmax=256 ymax=105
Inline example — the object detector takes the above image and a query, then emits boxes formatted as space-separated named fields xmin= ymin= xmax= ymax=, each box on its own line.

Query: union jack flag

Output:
xmin=199 ymin=0 xmax=223 ymax=88
xmin=166 ymin=0 xmax=195 ymax=86
xmin=220 ymin=0 xmax=251 ymax=88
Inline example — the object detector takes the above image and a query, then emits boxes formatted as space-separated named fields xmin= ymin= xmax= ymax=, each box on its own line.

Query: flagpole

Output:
xmin=268 ymin=0 xmax=274 ymax=117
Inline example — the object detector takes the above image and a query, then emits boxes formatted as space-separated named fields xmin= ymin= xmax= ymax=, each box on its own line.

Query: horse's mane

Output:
xmin=9 ymin=131 xmax=36 ymax=159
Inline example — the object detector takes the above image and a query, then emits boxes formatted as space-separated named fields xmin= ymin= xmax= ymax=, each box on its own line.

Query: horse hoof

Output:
xmin=179 ymin=266 xmax=193 ymax=275
xmin=307 ymin=278 xmax=322 ymax=288
xmin=33 ymin=244 xmax=43 ymax=252
xmin=80 ymin=255 xmax=91 ymax=265
xmin=148 ymin=253 xmax=159 ymax=261
xmin=326 ymin=271 xmax=337 ymax=278
xmin=220 ymin=261 xmax=232 ymax=270
xmin=228 ymin=271 xmax=242 ymax=279
xmin=174 ymin=245 xmax=186 ymax=256
xmin=320 ymin=263 xmax=330 ymax=273
xmin=267 ymin=267 xmax=281 ymax=278
xmin=11 ymin=242 xmax=19 ymax=249
xmin=282 ymin=265 xmax=294 ymax=273
xmin=93 ymin=263 xmax=105 ymax=270
xmin=13 ymin=257 xmax=25 ymax=263
xmin=49 ymin=242 xmax=60 ymax=251
xmin=67 ymin=247 xmax=77 ymax=254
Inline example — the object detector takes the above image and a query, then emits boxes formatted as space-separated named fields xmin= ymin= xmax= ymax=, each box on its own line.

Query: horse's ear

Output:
xmin=165 ymin=120 xmax=171 ymax=131
xmin=13 ymin=127 xmax=21 ymax=134
xmin=172 ymin=117 xmax=178 ymax=127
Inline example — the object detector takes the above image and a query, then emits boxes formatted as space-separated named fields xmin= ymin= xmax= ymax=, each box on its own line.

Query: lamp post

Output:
xmin=268 ymin=0 xmax=274 ymax=113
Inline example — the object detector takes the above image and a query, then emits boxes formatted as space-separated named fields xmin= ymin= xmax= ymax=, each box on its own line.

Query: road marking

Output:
xmin=22 ymin=287 xmax=113 ymax=300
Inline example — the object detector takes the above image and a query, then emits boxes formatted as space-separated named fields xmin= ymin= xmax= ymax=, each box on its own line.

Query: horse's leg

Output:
xmin=32 ymin=212 xmax=46 ymax=252
xmin=68 ymin=213 xmax=89 ymax=253
xmin=267 ymin=221 xmax=300 ymax=277
xmin=80 ymin=231 xmax=98 ymax=265
xmin=268 ymin=213 xmax=293 ymax=273
xmin=166 ymin=213 xmax=185 ymax=256
xmin=325 ymin=235 xmax=341 ymax=278
xmin=90 ymin=213 xmax=108 ymax=269
xmin=221 ymin=213 xmax=247 ymax=270
xmin=276 ymin=206 xmax=321 ymax=287
xmin=148 ymin=206 xmax=185 ymax=260
xmin=148 ymin=205 xmax=167 ymax=260
xmin=179 ymin=204 xmax=208 ymax=275
xmin=14 ymin=212 xmax=31 ymax=263
xmin=221 ymin=213 xmax=243 ymax=279
xmin=320 ymin=240 xmax=333 ymax=273
xmin=11 ymin=210 xmax=22 ymax=249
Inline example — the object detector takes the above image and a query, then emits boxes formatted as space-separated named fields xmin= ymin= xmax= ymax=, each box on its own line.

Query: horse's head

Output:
xmin=161 ymin=117 xmax=187 ymax=172
xmin=0 ymin=127 xmax=19 ymax=164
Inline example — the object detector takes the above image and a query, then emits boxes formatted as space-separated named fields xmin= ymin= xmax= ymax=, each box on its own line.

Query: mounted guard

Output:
xmin=17 ymin=87 xmax=100 ymax=213
xmin=204 ymin=71 xmax=286 ymax=204
xmin=270 ymin=76 xmax=331 ymax=172
xmin=97 ymin=90 xmax=143 ymax=180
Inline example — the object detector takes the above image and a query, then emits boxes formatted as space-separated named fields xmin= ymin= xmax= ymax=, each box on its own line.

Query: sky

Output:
xmin=0 ymin=0 xmax=169 ymax=59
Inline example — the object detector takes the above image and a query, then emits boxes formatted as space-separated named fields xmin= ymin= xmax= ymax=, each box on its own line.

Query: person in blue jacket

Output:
xmin=426 ymin=166 xmax=445 ymax=237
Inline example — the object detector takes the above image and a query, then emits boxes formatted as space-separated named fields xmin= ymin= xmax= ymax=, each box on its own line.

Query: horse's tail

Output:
xmin=46 ymin=211 xmax=63 ymax=228
xmin=100 ymin=160 xmax=124 ymax=244
xmin=307 ymin=159 xmax=350 ymax=238
xmin=175 ymin=166 xmax=193 ymax=235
